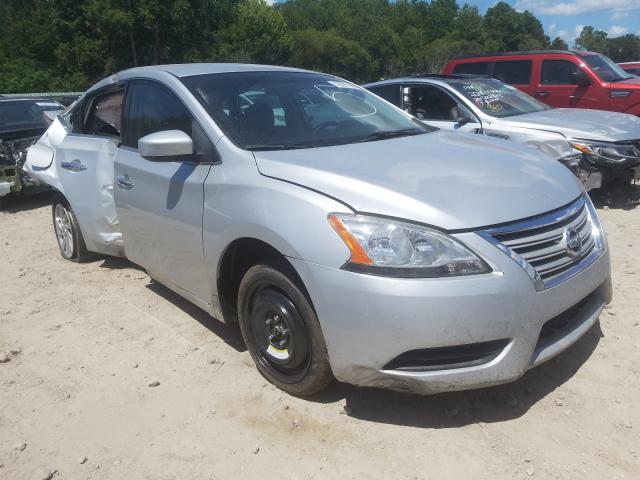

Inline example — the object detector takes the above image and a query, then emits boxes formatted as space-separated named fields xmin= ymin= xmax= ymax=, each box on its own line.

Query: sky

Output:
xmin=469 ymin=0 xmax=640 ymax=46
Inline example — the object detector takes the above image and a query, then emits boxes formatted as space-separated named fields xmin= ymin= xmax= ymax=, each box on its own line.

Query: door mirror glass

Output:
xmin=455 ymin=104 xmax=476 ymax=127
xmin=571 ymin=70 xmax=592 ymax=86
xmin=138 ymin=130 xmax=194 ymax=159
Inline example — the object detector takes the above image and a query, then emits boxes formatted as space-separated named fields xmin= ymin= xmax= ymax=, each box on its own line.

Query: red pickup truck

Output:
xmin=443 ymin=50 xmax=640 ymax=116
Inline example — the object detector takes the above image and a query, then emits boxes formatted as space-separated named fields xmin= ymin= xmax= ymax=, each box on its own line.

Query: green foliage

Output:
xmin=2 ymin=0 xmax=639 ymax=94
xmin=574 ymin=26 xmax=640 ymax=63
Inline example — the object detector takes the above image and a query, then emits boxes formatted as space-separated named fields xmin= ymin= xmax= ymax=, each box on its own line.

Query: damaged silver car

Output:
xmin=0 ymin=97 xmax=64 ymax=198
xmin=25 ymin=64 xmax=611 ymax=396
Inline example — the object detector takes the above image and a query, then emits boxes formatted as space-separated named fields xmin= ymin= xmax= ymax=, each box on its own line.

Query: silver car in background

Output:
xmin=25 ymin=64 xmax=611 ymax=396
xmin=365 ymin=75 xmax=640 ymax=198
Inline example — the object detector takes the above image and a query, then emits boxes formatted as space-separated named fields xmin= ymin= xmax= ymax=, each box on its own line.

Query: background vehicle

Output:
xmin=365 ymin=75 xmax=640 ymax=200
xmin=619 ymin=62 xmax=640 ymax=76
xmin=443 ymin=51 xmax=640 ymax=116
xmin=0 ymin=97 xmax=64 ymax=198
xmin=25 ymin=64 xmax=611 ymax=397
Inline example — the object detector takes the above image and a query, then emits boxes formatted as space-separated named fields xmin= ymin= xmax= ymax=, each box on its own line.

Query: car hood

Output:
xmin=498 ymin=108 xmax=640 ymax=142
xmin=254 ymin=131 xmax=582 ymax=230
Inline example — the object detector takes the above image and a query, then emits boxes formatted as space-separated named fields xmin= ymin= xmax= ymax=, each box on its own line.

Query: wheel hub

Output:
xmin=266 ymin=314 xmax=290 ymax=350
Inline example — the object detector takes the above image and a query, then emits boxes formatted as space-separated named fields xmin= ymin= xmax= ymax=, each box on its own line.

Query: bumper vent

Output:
xmin=383 ymin=339 xmax=509 ymax=372
xmin=478 ymin=195 xmax=604 ymax=290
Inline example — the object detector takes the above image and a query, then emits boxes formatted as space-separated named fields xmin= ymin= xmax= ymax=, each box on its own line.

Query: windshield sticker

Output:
xmin=327 ymin=80 xmax=355 ymax=89
xmin=35 ymin=102 xmax=61 ymax=108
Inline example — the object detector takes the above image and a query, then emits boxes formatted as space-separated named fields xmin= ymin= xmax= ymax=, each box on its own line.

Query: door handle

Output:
xmin=61 ymin=159 xmax=87 ymax=172
xmin=116 ymin=175 xmax=134 ymax=190
xmin=535 ymin=91 xmax=550 ymax=98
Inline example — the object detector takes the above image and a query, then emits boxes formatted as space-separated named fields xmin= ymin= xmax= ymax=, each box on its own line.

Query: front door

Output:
xmin=536 ymin=59 xmax=599 ymax=108
xmin=114 ymin=80 xmax=214 ymax=306
xmin=405 ymin=85 xmax=481 ymax=133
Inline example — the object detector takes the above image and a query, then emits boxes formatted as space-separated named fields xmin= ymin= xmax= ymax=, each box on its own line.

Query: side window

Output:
xmin=493 ymin=60 xmax=532 ymax=85
xmin=409 ymin=86 xmax=460 ymax=121
xmin=541 ymin=60 xmax=580 ymax=85
xmin=123 ymin=82 xmax=192 ymax=149
xmin=453 ymin=61 xmax=490 ymax=75
xmin=368 ymin=84 xmax=401 ymax=107
xmin=83 ymin=91 xmax=123 ymax=137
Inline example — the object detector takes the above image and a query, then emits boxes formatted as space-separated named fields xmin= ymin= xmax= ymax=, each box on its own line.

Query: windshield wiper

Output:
xmin=355 ymin=128 xmax=424 ymax=144
xmin=245 ymin=143 xmax=312 ymax=151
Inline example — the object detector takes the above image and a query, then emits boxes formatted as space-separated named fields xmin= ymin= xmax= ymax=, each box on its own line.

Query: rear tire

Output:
xmin=237 ymin=260 xmax=333 ymax=396
xmin=52 ymin=198 xmax=92 ymax=262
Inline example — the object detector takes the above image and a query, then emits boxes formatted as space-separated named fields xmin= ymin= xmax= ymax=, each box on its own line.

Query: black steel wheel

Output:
xmin=238 ymin=260 xmax=333 ymax=396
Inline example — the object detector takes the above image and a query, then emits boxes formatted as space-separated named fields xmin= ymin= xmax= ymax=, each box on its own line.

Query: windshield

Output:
xmin=182 ymin=71 xmax=430 ymax=150
xmin=0 ymin=100 xmax=62 ymax=131
xmin=448 ymin=79 xmax=552 ymax=118
xmin=581 ymin=54 xmax=634 ymax=82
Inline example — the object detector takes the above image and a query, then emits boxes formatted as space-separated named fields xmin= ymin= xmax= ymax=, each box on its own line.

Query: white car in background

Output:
xmin=365 ymin=75 xmax=640 ymax=199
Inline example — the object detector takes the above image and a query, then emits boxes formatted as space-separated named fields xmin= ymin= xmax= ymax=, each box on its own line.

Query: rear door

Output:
xmin=536 ymin=58 xmax=600 ymax=108
xmin=53 ymin=88 xmax=124 ymax=255
xmin=114 ymin=80 xmax=215 ymax=306
xmin=366 ymin=83 xmax=402 ymax=108
xmin=492 ymin=59 xmax=535 ymax=96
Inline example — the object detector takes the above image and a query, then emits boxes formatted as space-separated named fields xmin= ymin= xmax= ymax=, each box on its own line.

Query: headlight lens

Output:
xmin=569 ymin=140 xmax=640 ymax=165
xmin=328 ymin=214 xmax=491 ymax=277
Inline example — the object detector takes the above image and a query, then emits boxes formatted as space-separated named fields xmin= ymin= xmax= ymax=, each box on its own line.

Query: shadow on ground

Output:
xmin=145 ymin=280 xmax=246 ymax=353
xmin=0 ymin=191 xmax=52 ymax=213
xmin=90 ymin=249 xmax=604 ymax=428
xmin=311 ymin=322 xmax=603 ymax=428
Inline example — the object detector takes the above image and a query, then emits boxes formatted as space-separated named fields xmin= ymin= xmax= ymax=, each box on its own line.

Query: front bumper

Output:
xmin=290 ymin=232 xmax=611 ymax=394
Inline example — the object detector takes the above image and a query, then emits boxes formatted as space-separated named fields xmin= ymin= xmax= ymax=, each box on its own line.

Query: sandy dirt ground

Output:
xmin=0 ymin=193 xmax=638 ymax=480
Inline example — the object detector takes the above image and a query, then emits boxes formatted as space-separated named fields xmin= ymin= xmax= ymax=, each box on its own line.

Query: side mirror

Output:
xmin=571 ymin=70 xmax=592 ymax=87
xmin=138 ymin=130 xmax=193 ymax=159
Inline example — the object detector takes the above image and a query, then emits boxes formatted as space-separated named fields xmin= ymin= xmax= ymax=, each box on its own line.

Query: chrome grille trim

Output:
xmin=477 ymin=195 xmax=605 ymax=291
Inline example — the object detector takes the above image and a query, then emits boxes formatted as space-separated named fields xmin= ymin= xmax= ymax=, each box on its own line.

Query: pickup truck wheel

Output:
xmin=52 ymin=200 xmax=92 ymax=262
xmin=238 ymin=261 xmax=333 ymax=396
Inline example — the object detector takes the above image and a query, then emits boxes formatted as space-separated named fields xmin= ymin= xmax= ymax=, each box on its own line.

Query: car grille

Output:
xmin=478 ymin=195 xmax=604 ymax=290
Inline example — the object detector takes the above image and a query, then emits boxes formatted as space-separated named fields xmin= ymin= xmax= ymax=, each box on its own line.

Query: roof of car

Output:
xmin=451 ymin=50 xmax=599 ymax=60
xmin=86 ymin=63 xmax=319 ymax=94
xmin=121 ymin=63 xmax=312 ymax=78
xmin=364 ymin=74 xmax=489 ymax=87
xmin=0 ymin=97 xmax=57 ymax=102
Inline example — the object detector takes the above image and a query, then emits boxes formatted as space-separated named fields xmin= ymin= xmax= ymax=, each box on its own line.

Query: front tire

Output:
xmin=237 ymin=261 xmax=333 ymax=396
xmin=52 ymin=198 xmax=92 ymax=262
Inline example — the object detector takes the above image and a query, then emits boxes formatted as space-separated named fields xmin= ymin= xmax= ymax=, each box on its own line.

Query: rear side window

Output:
xmin=123 ymin=81 xmax=192 ymax=149
xmin=368 ymin=84 xmax=402 ymax=107
xmin=541 ymin=60 xmax=579 ymax=85
xmin=453 ymin=62 xmax=490 ymax=75
xmin=83 ymin=91 xmax=123 ymax=137
xmin=493 ymin=60 xmax=532 ymax=85
xmin=628 ymin=68 xmax=640 ymax=76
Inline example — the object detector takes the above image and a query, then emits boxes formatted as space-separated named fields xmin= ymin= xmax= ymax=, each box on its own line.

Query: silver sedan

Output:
xmin=25 ymin=64 xmax=611 ymax=396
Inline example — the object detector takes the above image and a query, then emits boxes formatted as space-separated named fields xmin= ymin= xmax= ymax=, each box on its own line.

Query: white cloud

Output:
xmin=515 ymin=0 xmax=640 ymax=16
xmin=608 ymin=25 xmax=629 ymax=36
xmin=575 ymin=24 xmax=585 ymax=36
xmin=610 ymin=10 xmax=627 ymax=20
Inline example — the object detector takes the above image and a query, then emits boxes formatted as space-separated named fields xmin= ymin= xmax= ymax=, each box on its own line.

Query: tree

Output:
xmin=575 ymin=26 xmax=608 ymax=52
xmin=289 ymin=29 xmax=374 ymax=81
xmin=215 ymin=0 xmax=292 ymax=64
xmin=550 ymin=37 xmax=569 ymax=50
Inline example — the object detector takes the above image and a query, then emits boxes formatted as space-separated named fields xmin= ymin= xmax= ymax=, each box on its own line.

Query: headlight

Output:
xmin=569 ymin=140 xmax=640 ymax=166
xmin=328 ymin=214 xmax=491 ymax=277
